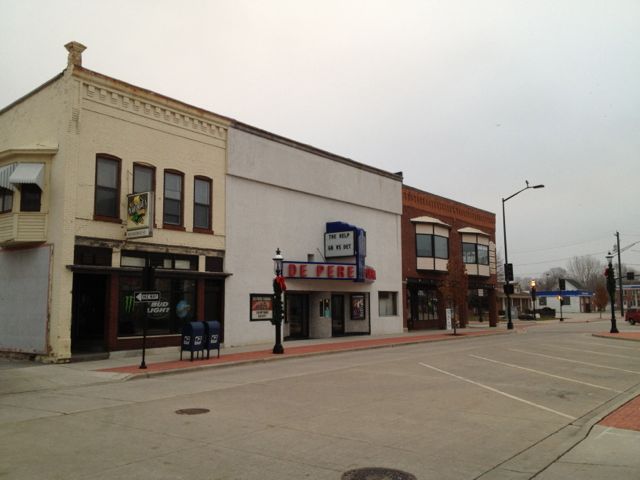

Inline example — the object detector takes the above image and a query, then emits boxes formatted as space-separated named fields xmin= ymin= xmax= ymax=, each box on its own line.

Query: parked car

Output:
xmin=625 ymin=307 xmax=640 ymax=325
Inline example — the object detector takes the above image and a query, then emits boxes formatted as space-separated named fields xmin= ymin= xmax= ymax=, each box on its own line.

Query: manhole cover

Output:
xmin=342 ymin=467 xmax=417 ymax=480
xmin=175 ymin=408 xmax=210 ymax=415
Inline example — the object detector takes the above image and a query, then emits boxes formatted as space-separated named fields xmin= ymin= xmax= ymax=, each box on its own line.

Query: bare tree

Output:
xmin=539 ymin=267 xmax=568 ymax=290
xmin=593 ymin=283 xmax=609 ymax=318
xmin=440 ymin=242 xmax=469 ymax=333
xmin=567 ymin=256 xmax=603 ymax=292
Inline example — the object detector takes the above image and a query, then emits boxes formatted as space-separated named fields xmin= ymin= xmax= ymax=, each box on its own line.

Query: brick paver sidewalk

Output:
xmin=99 ymin=329 xmax=506 ymax=377
xmin=599 ymin=395 xmax=640 ymax=432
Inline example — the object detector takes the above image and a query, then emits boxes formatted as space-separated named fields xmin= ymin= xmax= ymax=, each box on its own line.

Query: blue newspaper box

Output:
xmin=203 ymin=321 xmax=221 ymax=359
xmin=180 ymin=321 xmax=205 ymax=361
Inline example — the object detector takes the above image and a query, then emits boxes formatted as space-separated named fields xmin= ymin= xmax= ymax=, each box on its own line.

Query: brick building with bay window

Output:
xmin=402 ymin=185 xmax=498 ymax=330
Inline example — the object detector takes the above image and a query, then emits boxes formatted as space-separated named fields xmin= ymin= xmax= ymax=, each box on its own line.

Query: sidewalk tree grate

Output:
xmin=175 ymin=408 xmax=210 ymax=415
xmin=342 ymin=467 xmax=417 ymax=480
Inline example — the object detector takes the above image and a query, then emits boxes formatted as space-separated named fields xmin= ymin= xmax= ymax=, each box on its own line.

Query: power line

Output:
xmin=510 ymin=235 xmax=615 ymax=255
xmin=515 ymin=250 xmax=609 ymax=267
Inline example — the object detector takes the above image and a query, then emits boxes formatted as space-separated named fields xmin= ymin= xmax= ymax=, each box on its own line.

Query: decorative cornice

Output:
xmin=82 ymin=82 xmax=227 ymax=141
xmin=0 ymin=148 xmax=59 ymax=160
xmin=403 ymin=185 xmax=495 ymax=233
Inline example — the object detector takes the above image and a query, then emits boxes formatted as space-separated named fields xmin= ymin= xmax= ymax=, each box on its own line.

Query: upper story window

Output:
xmin=459 ymin=227 xmax=492 ymax=276
xmin=417 ymin=234 xmax=449 ymax=259
xmin=95 ymin=155 xmax=121 ymax=219
xmin=163 ymin=170 xmax=183 ymax=227
xmin=193 ymin=176 xmax=212 ymax=231
xmin=0 ymin=187 xmax=13 ymax=213
xmin=411 ymin=216 xmax=451 ymax=271
xmin=133 ymin=164 xmax=155 ymax=194
xmin=20 ymin=184 xmax=42 ymax=212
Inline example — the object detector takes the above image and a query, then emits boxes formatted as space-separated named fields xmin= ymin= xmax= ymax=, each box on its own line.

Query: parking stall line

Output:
xmin=418 ymin=362 xmax=576 ymax=420
xmin=469 ymin=354 xmax=622 ymax=393
xmin=544 ymin=345 xmax=637 ymax=360
xmin=509 ymin=349 xmax=640 ymax=375
xmin=553 ymin=340 xmax=640 ymax=352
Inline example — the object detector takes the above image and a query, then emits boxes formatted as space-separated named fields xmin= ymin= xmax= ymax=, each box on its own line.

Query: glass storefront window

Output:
xmin=417 ymin=289 xmax=438 ymax=321
xmin=118 ymin=275 xmax=196 ymax=337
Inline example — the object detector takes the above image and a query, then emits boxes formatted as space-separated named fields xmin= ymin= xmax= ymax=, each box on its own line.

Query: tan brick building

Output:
xmin=0 ymin=43 xmax=229 ymax=361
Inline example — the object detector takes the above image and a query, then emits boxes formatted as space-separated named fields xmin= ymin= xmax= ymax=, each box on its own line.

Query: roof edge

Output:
xmin=234 ymin=121 xmax=403 ymax=182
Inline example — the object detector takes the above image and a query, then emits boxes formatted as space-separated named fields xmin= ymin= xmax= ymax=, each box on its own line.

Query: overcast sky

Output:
xmin=2 ymin=0 xmax=639 ymax=280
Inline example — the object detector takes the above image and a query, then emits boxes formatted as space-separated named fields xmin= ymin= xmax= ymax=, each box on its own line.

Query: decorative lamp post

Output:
xmin=557 ymin=295 xmax=564 ymax=321
xmin=272 ymin=248 xmax=285 ymax=354
xmin=502 ymin=181 xmax=545 ymax=329
xmin=606 ymin=252 xmax=619 ymax=334
xmin=530 ymin=280 xmax=537 ymax=320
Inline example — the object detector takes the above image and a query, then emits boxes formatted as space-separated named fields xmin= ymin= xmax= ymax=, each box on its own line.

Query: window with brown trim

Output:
xmin=133 ymin=163 xmax=155 ymax=194
xmin=193 ymin=176 xmax=212 ymax=232
xmin=163 ymin=170 xmax=183 ymax=227
xmin=94 ymin=155 xmax=121 ymax=220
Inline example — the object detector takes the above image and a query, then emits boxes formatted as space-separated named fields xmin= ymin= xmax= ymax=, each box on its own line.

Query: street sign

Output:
xmin=134 ymin=291 xmax=161 ymax=302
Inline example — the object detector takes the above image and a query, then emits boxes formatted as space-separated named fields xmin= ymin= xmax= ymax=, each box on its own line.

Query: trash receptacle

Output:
xmin=180 ymin=321 xmax=205 ymax=361
xmin=203 ymin=321 xmax=221 ymax=359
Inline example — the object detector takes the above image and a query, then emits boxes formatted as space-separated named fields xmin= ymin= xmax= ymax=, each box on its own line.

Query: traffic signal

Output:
xmin=627 ymin=271 xmax=636 ymax=280
xmin=504 ymin=263 xmax=514 ymax=282
xmin=558 ymin=278 xmax=566 ymax=290
xmin=503 ymin=283 xmax=514 ymax=295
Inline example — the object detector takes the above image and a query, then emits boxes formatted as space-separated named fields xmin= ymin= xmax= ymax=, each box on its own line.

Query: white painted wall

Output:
xmin=225 ymin=128 xmax=403 ymax=347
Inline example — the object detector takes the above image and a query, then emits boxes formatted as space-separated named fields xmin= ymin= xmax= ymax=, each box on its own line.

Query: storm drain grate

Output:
xmin=175 ymin=408 xmax=210 ymax=415
xmin=342 ymin=467 xmax=417 ymax=480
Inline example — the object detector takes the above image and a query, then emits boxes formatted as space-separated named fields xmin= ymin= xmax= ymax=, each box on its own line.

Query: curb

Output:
xmin=111 ymin=329 xmax=514 ymax=381
xmin=477 ymin=384 xmax=640 ymax=479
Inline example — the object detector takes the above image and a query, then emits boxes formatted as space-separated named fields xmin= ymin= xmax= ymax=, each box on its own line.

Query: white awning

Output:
xmin=410 ymin=215 xmax=450 ymax=227
xmin=458 ymin=227 xmax=489 ymax=236
xmin=0 ymin=163 xmax=17 ymax=191
xmin=9 ymin=163 xmax=45 ymax=190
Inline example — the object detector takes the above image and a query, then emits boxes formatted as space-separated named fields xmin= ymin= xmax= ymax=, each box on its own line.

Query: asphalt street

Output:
xmin=1 ymin=319 xmax=639 ymax=479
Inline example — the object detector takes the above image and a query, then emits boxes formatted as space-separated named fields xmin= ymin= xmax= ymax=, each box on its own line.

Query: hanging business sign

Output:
xmin=126 ymin=191 xmax=154 ymax=239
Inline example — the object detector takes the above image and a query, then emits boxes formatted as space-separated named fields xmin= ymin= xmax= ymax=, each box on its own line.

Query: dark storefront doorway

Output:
xmin=204 ymin=279 xmax=225 ymax=342
xmin=331 ymin=294 xmax=345 ymax=336
xmin=286 ymin=294 xmax=309 ymax=339
xmin=71 ymin=273 xmax=108 ymax=353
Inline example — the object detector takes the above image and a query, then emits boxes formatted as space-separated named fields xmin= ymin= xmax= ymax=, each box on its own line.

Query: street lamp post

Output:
xmin=606 ymin=252 xmax=619 ymax=334
xmin=272 ymin=248 xmax=285 ymax=354
xmin=530 ymin=280 xmax=537 ymax=320
xmin=557 ymin=295 xmax=564 ymax=321
xmin=502 ymin=181 xmax=545 ymax=330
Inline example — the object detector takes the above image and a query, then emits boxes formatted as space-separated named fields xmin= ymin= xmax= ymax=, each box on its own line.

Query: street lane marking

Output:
xmin=418 ymin=362 xmax=576 ymax=420
xmin=545 ymin=345 xmax=636 ymax=360
xmin=554 ymin=340 xmax=640 ymax=352
xmin=547 ymin=342 xmax=638 ymax=352
xmin=469 ymin=354 xmax=622 ymax=393
xmin=509 ymin=349 xmax=640 ymax=375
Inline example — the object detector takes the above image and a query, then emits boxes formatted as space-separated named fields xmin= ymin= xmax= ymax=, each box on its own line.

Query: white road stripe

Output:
xmin=418 ymin=362 xmax=576 ymax=420
xmin=546 ymin=345 xmax=636 ymax=360
xmin=569 ymin=340 xmax=640 ymax=351
xmin=469 ymin=354 xmax=622 ymax=393
xmin=509 ymin=348 xmax=640 ymax=375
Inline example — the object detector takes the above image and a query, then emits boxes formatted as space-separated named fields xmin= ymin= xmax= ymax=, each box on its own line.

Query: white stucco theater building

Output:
xmin=224 ymin=124 xmax=404 ymax=345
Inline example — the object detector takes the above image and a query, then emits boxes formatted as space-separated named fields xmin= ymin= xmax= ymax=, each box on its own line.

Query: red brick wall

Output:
xmin=402 ymin=185 xmax=498 ymax=329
